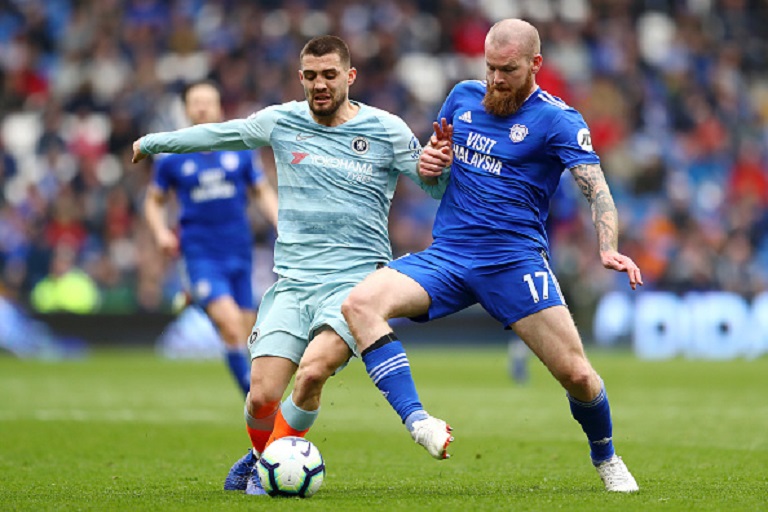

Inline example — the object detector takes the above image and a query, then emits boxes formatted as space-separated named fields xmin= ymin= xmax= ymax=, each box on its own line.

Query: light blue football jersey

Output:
xmin=152 ymin=150 xmax=263 ymax=260
xmin=142 ymin=100 xmax=446 ymax=282
xmin=434 ymin=81 xmax=600 ymax=251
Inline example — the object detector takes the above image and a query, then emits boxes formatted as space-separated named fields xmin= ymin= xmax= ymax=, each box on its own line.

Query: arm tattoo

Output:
xmin=570 ymin=163 xmax=618 ymax=252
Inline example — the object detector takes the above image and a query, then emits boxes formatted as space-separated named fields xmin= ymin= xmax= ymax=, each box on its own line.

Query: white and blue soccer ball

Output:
xmin=256 ymin=436 xmax=326 ymax=498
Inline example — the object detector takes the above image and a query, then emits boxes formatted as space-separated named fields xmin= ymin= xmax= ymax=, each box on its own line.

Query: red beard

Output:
xmin=482 ymin=69 xmax=534 ymax=117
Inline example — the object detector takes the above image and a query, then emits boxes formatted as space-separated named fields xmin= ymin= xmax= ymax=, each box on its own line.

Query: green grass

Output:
xmin=1 ymin=347 xmax=766 ymax=511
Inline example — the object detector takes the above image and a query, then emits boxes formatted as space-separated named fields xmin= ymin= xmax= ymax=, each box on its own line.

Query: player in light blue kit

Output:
xmin=133 ymin=36 xmax=449 ymax=495
xmin=143 ymin=81 xmax=278 ymax=396
xmin=343 ymin=19 xmax=643 ymax=492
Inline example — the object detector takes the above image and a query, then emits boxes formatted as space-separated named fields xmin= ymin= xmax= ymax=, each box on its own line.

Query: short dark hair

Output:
xmin=181 ymin=80 xmax=221 ymax=105
xmin=300 ymin=35 xmax=351 ymax=69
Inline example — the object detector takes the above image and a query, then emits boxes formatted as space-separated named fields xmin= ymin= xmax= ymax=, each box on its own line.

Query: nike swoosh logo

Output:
xmin=296 ymin=133 xmax=316 ymax=141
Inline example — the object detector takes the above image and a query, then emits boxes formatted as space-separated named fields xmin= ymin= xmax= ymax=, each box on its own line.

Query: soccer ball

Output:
xmin=256 ymin=436 xmax=326 ymax=498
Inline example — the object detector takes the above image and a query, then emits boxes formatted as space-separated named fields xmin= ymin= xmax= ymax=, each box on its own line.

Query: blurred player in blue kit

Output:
xmin=143 ymin=81 xmax=278 ymax=396
xmin=133 ymin=36 xmax=450 ymax=495
xmin=342 ymin=19 xmax=643 ymax=492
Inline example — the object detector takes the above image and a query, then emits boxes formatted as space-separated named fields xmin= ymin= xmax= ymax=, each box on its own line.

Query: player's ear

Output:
xmin=298 ymin=69 xmax=305 ymax=83
xmin=531 ymin=54 xmax=543 ymax=74
xmin=347 ymin=67 xmax=357 ymax=86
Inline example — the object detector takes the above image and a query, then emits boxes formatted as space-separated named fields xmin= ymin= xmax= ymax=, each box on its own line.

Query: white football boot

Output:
xmin=410 ymin=416 xmax=454 ymax=459
xmin=595 ymin=455 xmax=639 ymax=492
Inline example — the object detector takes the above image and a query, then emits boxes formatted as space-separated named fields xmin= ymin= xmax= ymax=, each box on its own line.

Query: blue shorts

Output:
xmin=388 ymin=242 xmax=566 ymax=328
xmin=182 ymin=257 xmax=254 ymax=310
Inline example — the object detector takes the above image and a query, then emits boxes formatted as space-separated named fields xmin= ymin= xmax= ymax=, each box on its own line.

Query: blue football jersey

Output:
xmin=152 ymin=150 xmax=264 ymax=260
xmin=434 ymin=81 xmax=600 ymax=250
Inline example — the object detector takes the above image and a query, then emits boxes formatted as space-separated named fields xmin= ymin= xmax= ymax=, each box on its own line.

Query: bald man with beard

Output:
xmin=342 ymin=19 xmax=641 ymax=492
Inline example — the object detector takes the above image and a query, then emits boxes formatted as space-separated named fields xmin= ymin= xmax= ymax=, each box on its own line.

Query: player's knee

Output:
xmin=294 ymin=361 xmax=333 ymax=394
xmin=340 ymin=296 xmax=358 ymax=323
xmin=558 ymin=364 xmax=597 ymax=395
xmin=220 ymin=325 xmax=244 ymax=347
xmin=341 ymin=289 xmax=374 ymax=324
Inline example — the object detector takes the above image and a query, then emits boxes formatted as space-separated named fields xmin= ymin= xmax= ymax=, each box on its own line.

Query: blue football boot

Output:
xmin=223 ymin=449 xmax=258 ymax=491
xmin=245 ymin=469 xmax=267 ymax=496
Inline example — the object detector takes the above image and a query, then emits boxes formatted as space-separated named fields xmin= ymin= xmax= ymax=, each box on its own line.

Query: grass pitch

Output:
xmin=1 ymin=346 xmax=766 ymax=511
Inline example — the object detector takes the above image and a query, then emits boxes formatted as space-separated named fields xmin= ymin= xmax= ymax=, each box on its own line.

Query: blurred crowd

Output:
xmin=0 ymin=0 xmax=767 ymax=321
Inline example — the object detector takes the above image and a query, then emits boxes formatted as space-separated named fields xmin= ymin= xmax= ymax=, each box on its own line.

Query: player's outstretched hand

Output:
xmin=429 ymin=118 xmax=453 ymax=147
xmin=601 ymin=250 xmax=643 ymax=290
xmin=132 ymin=138 xmax=148 ymax=163
xmin=420 ymin=119 xmax=453 ymax=180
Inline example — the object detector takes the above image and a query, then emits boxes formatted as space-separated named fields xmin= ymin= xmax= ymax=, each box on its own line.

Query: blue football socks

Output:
xmin=361 ymin=333 xmax=424 ymax=425
xmin=568 ymin=385 xmax=615 ymax=464
xmin=225 ymin=348 xmax=251 ymax=396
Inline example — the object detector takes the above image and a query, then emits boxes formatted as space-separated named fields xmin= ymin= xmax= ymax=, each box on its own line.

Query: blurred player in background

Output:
xmin=133 ymin=36 xmax=449 ymax=496
xmin=343 ymin=19 xmax=642 ymax=492
xmin=143 ymin=81 xmax=278 ymax=396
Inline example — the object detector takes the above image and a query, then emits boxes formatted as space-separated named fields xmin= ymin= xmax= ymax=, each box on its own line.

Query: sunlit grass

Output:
xmin=1 ymin=348 xmax=766 ymax=510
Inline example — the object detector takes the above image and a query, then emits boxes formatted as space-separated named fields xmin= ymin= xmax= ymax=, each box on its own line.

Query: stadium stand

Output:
xmin=0 ymin=0 xmax=766 ymax=338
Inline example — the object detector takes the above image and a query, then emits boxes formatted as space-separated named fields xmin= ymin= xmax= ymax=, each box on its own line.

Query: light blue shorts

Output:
xmin=247 ymin=277 xmax=362 ymax=365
